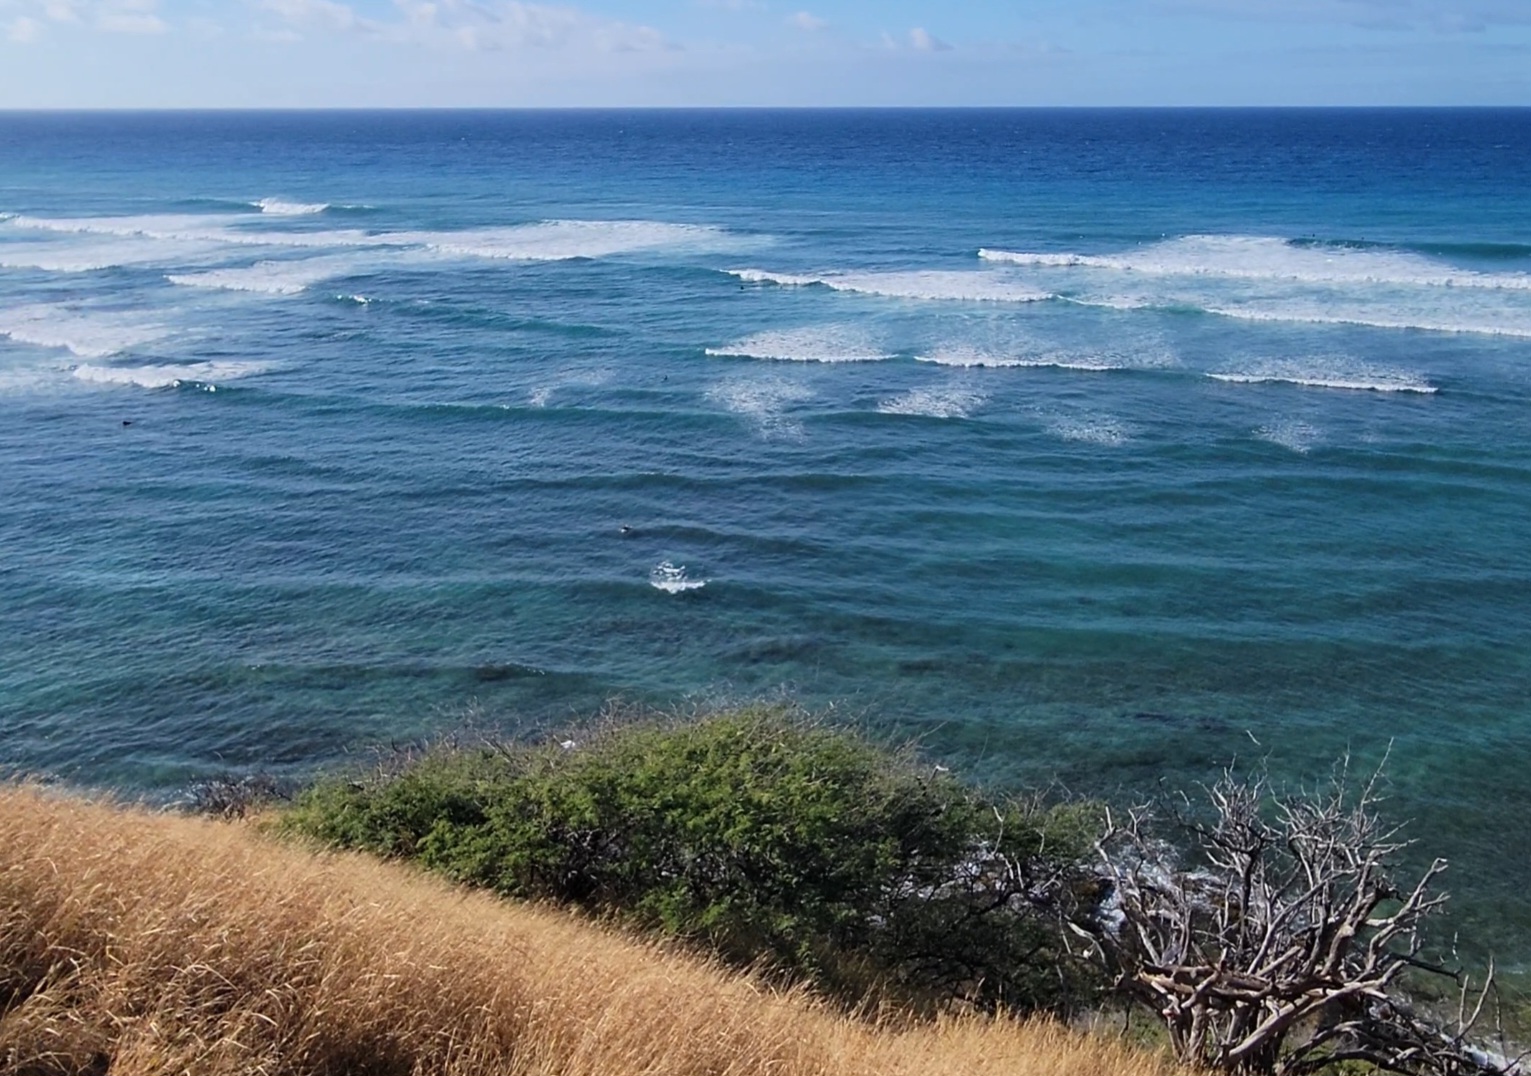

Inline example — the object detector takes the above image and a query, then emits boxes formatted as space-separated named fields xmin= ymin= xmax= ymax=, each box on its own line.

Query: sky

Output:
xmin=0 ymin=0 xmax=1528 ymax=107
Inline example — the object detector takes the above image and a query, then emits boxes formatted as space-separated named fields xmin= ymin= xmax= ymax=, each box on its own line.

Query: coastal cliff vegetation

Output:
xmin=0 ymin=783 xmax=1169 ymax=1076
xmin=0 ymin=706 xmax=1519 ymax=1075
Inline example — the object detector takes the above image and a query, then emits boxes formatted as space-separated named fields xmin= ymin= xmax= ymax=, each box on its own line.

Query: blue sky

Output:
xmin=1 ymin=0 xmax=1528 ymax=107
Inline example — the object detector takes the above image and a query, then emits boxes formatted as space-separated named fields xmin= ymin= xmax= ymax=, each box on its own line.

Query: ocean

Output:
xmin=1 ymin=108 xmax=1529 ymax=958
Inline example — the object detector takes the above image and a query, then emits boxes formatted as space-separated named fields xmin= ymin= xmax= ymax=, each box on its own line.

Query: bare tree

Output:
xmin=1083 ymin=755 xmax=1521 ymax=1075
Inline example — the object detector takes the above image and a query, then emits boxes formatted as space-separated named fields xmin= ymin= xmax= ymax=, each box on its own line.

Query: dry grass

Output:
xmin=0 ymin=785 xmax=1177 ymax=1076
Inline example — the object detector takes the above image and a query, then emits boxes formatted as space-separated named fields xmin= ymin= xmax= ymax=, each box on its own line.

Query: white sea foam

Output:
xmin=877 ymin=385 xmax=986 ymax=419
xmin=1256 ymin=420 xmax=1322 ymax=454
xmin=1209 ymin=357 xmax=1436 ymax=394
xmin=649 ymin=561 xmax=708 ymax=594
xmin=167 ymin=255 xmax=364 ymax=295
xmin=0 ymin=367 xmax=60 ymax=394
xmin=1198 ymin=302 xmax=1531 ymax=339
xmin=0 ymin=305 xmax=168 ymax=358
xmin=915 ymin=341 xmax=1174 ymax=372
xmin=71 ymin=360 xmax=267 ymax=389
xmin=0 ymin=236 xmax=229 ymax=273
xmin=980 ymin=235 xmax=1531 ymax=338
xmin=980 ymin=235 xmax=1531 ymax=292
xmin=255 ymin=198 xmax=330 ymax=216
xmin=706 ymin=326 xmax=893 ymax=363
xmin=412 ymin=220 xmax=730 ymax=261
xmin=5 ymin=213 xmax=742 ymax=269
xmin=729 ymin=267 xmax=1051 ymax=303
xmin=1040 ymin=411 xmax=1132 ymax=446
xmin=706 ymin=375 xmax=814 ymax=437
xmin=5 ymin=213 xmax=245 ymax=240
xmin=524 ymin=368 xmax=614 ymax=409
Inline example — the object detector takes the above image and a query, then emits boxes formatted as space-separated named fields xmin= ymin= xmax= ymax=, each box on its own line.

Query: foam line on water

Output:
xmin=706 ymin=375 xmax=814 ymax=437
xmin=71 ymin=360 xmax=268 ymax=389
xmin=915 ymin=342 xmax=1175 ymax=372
xmin=729 ymin=268 xmax=1051 ymax=303
xmin=979 ymin=235 xmax=1531 ymax=292
xmin=1037 ymin=408 xmax=1134 ymax=446
xmin=0 ymin=305 xmax=168 ymax=358
xmin=254 ymin=198 xmax=330 ymax=216
xmin=1199 ymin=303 xmax=1531 ymax=340
xmin=706 ymin=326 xmax=893 ymax=363
xmin=877 ymin=385 xmax=987 ymax=419
xmin=1208 ymin=356 xmax=1437 ymax=394
xmin=7 ymin=213 xmax=739 ymax=262
xmin=167 ymin=255 xmax=368 ymax=295
xmin=0 ymin=237 xmax=229 ymax=273
xmin=414 ymin=220 xmax=734 ymax=261
xmin=1256 ymin=420 xmax=1323 ymax=454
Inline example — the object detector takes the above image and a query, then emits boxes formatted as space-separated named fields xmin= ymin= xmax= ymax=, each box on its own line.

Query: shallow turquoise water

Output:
xmin=2 ymin=109 xmax=1530 ymax=957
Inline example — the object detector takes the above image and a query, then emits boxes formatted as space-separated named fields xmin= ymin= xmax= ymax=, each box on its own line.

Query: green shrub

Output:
xmin=281 ymin=707 xmax=1104 ymax=1014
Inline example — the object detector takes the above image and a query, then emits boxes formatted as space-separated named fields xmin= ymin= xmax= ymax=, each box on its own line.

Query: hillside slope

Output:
xmin=0 ymin=786 xmax=1174 ymax=1076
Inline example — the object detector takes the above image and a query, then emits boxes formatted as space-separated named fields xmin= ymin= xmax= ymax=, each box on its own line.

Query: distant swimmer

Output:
xmin=121 ymin=420 xmax=133 ymax=427
xmin=620 ymin=524 xmax=634 ymax=536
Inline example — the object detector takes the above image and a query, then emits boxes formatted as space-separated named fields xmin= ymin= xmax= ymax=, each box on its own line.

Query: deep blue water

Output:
xmin=2 ymin=109 xmax=1530 ymax=956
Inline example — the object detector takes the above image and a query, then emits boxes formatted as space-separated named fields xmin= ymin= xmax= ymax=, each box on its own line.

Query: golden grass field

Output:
xmin=0 ymin=785 xmax=1177 ymax=1076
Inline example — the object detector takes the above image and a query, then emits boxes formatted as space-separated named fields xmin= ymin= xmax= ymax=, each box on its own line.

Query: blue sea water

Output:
xmin=2 ymin=109 xmax=1530 ymax=954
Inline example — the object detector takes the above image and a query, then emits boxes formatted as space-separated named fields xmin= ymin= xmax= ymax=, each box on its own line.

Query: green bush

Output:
xmin=281 ymin=707 xmax=1104 ymax=1014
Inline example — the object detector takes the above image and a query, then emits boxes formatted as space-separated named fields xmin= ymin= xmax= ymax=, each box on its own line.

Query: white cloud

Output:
xmin=97 ymin=11 xmax=165 ymax=32
xmin=788 ymin=10 xmax=827 ymax=31
xmin=257 ymin=0 xmax=670 ymax=52
xmin=6 ymin=13 xmax=43 ymax=39
xmin=261 ymin=0 xmax=374 ymax=34
xmin=2 ymin=0 xmax=168 ymax=35
xmin=908 ymin=26 xmax=951 ymax=51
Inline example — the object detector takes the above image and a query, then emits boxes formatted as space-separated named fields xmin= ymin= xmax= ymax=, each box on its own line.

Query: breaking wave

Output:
xmin=167 ymin=255 xmax=366 ymax=295
xmin=649 ymin=561 xmax=708 ymax=594
xmin=1209 ymin=357 xmax=1437 ymax=394
xmin=254 ymin=198 xmax=330 ymax=216
xmin=0 ymin=306 xmax=167 ymax=358
xmin=706 ymin=326 xmax=893 ymax=363
xmin=71 ymin=360 xmax=268 ymax=389
xmin=5 ymin=213 xmax=738 ymax=263
xmin=979 ymin=235 xmax=1531 ymax=292
xmin=729 ymin=268 xmax=1051 ymax=303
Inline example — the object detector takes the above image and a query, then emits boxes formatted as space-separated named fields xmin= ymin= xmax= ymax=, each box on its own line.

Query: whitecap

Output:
xmin=706 ymin=326 xmax=892 ymax=363
xmin=979 ymin=235 xmax=1531 ymax=292
xmin=915 ymin=341 xmax=1174 ymax=372
xmin=1256 ymin=420 xmax=1322 ymax=454
xmin=412 ymin=220 xmax=731 ymax=261
xmin=71 ymin=360 xmax=267 ymax=389
xmin=5 ymin=213 xmax=745 ymax=266
xmin=1040 ymin=411 xmax=1132 ymax=446
xmin=728 ymin=267 xmax=1051 ymax=303
xmin=1209 ymin=358 xmax=1436 ymax=394
xmin=706 ymin=375 xmax=813 ymax=437
xmin=877 ymin=385 xmax=986 ymax=419
xmin=168 ymin=255 xmax=364 ymax=295
xmin=1197 ymin=302 xmax=1531 ymax=340
xmin=0 ymin=237 xmax=228 ymax=273
xmin=649 ymin=561 xmax=708 ymax=594
xmin=0 ymin=305 xmax=167 ymax=358
xmin=254 ymin=198 xmax=330 ymax=216
xmin=4 ymin=213 xmax=245 ymax=240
